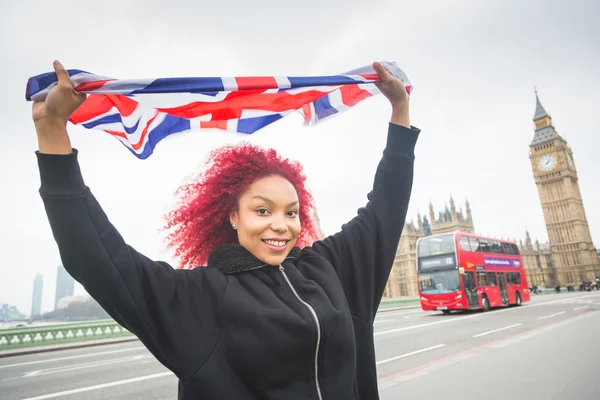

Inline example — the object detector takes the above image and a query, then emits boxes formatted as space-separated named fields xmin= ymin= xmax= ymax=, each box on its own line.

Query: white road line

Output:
xmin=0 ymin=346 xmax=145 ymax=369
xmin=376 ymin=293 xmax=600 ymax=337
xmin=22 ymin=372 xmax=173 ymax=400
xmin=377 ymin=309 xmax=424 ymax=317
xmin=574 ymin=305 xmax=589 ymax=311
xmin=538 ymin=311 xmax=566 ymax=320
xmin=23 ymin=355 xmax=151 ymax=377
xmin=373 ymin=318 xmax=396 ymax=324
xmin=472 ymin=323 xmax=522 ymax=338
xmin=376 ymin=344 xmax=446 ymax=365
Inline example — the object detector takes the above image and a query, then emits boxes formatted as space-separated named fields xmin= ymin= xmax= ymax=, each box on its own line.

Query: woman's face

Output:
xmin=230 ymin=175 xmax=302 ymax=266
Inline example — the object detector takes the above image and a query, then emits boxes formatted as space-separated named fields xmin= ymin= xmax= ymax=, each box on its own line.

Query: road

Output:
xmin=1 ymin=292 xmax=599 ymax=399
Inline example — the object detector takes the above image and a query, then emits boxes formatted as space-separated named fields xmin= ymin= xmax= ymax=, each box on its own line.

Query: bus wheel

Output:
xmin=515 ymin=292 xmax=522 ymax=306
xmin=442 ymin=310 xmax=451 ymax=315
xmin=481 ymin=295 xmax=490 ymax=311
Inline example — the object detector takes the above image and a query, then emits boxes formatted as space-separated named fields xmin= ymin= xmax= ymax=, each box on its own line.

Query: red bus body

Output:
xmin=416 ymin=232 xmax=531 ymax=313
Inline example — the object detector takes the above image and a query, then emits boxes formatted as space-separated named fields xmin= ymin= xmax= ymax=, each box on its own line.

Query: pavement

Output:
xmin=0 ymin=291 xmax=598 ymax=399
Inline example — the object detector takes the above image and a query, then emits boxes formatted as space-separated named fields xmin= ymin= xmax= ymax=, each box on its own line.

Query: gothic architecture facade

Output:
xmin=383 ymin=198 xmax=475 ymax=297
xmin=519 ymin=232 xmax=555 ymax=287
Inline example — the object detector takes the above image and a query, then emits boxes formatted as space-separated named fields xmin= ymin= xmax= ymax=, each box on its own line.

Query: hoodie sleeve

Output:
xmin=36 ymin=149 xmax=227 ymax=380
xmin=310 ymin=123 xmax=419 ymax=323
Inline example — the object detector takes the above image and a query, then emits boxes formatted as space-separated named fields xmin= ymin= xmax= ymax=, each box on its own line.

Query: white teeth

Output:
xmin=264 ymin=240 xmax=287 ymax=247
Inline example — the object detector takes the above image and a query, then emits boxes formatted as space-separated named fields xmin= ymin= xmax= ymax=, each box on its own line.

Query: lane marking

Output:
xmin=574 ymin=305 xmax=589 ymax=311
xmin=538 ymin=311 xmax=566 ymax=320
xmin=0 ymin=346 xmax=145 ymax=369
xmin=376 ymin=344 xmax=446 ymax=365
xmin=376 ymin=293 xmax=600 ymax=337
xmin=21 ymin=372 xmax=173 ymax=400
xmin=22 ymin=355 xmax=151 ymax=377
xmin=378 ymin=310 xmax=597 ymax=384
xmin=373 ymin=318 xmax=396 ymax=324
xmin=379 ymin=309 xmax=424 ymax=316
xmin=472 ymin=323 xmax=522 ymax=338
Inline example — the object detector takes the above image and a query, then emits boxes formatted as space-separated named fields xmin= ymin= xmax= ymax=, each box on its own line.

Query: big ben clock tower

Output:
xmin=529 ymin=91 xmax=600 ymax=284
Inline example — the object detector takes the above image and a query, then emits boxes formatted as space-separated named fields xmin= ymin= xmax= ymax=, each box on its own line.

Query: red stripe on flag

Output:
xmin=200 ymin=120 xmax=228 ymax=130
xmin=157 ymin=89 xmax=335 ymax=119
xmin=339 ymin=84 xmax=372 ymax=107
xmin=69 ymin=94 xmax=139 ymax=124
xmin=358 ymin=73 xmax=380 ymax=81
xmin=131 ymin=112 xmax=159 ymax=151
xmin=105 ymin=130 xmax=127 ymax=140
xmin=302 ymin=104 xmax=312 ymax=123
xmin=74 ymin=79 xmax=115 ymax=92
xmin=234 ymin=76 xmax=278 ymax=90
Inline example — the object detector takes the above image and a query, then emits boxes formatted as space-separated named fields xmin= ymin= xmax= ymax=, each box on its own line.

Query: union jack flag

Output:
xmin=26 ymin=62 xmax=411 ymax=159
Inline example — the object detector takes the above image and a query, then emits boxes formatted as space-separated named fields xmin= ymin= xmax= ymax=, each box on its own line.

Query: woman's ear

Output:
xmin=230 ymin=212 xmax=238 ymax=230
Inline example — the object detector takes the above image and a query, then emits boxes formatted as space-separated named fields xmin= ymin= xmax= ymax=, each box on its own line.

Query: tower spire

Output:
xmin=534 ymin=88 xmax=549 ymax=120
xmin=531 ymin=89 xmax=558 ymax=145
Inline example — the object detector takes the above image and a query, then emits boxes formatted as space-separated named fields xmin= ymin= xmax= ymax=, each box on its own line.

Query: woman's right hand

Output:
xmin=33 ymin=60 xmax=86 ymax=154
xmin=33 ymin=60 xmax=86 ymax=128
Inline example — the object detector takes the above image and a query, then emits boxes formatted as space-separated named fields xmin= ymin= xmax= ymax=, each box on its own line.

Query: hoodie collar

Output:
xmin=207 ymin=243 xmax=301 ymax=274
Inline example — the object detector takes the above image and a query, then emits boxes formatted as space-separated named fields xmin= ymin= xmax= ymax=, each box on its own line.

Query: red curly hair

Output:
xmin=164 ymin=142 xmax=319 ymax=269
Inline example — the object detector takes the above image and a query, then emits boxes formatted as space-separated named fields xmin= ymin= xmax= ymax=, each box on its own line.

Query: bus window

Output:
xmin=469 ymin=237 xmax=480 ymax=252
xmin=507 ymin=272 xmax=522 ymax=285
xmin=477 ymin=272 xmax=487 ymax=287
xmin=486 ymin=272 xmax=497 ymax=286
xmin=459 ymin=236 xmax=471 ymax=252
xmin=491 ymin=240 xmax=501 ymax=253
xmin=418 ymin=234 xmax=455 ymax=257
xmin=418 ymin=270 xmax=461 ymax=294
xmin=502 ymin=242 xmax=513 ymax=254
xmin=479 ymin=239 xmax=491 ymax=253
xmin=511 ymin=244 xmax=520 ymax=255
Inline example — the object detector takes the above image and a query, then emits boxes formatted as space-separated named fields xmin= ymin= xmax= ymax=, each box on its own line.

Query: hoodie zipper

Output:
xmin=278 ymin=264 xmax=323 ymax=400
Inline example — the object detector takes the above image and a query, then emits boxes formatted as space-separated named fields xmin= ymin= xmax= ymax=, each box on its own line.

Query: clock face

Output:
xmin=538 ymin=154 xmax=557 ymax=172
xmin=568 ymin=153 xmax=574 ymax=168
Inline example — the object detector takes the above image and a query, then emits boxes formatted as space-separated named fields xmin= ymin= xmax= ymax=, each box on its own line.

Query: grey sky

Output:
xmin=1 ymin=0 xmax=599 ymax=315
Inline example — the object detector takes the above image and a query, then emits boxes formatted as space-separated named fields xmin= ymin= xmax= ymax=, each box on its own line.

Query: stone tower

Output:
xmin=528 ymin=91 xmax=600 ymax=284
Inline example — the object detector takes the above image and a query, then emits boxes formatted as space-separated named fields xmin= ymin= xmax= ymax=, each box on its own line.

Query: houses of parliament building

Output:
xmin=383 ymin=93 xmax=600 ymax=298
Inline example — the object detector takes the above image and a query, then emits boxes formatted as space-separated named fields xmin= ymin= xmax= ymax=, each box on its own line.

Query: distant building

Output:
xmin=519 ymin=232 xmax=556 ymax=287
xmin=55 ymin=265 xmax=74 ymax=309
xmin=311 ymin=207 xmax=325 ymax=240
xmin=56 ymin=295 xmax=89 ymax=310
xmin=384 ymin=197 xmax=475 ymax=297
xmin=525 ymin=92 xmax=600 ymax=285
xmin=31 ymin=273 xmax=43 ymax=318
xmin=0 ymin=303 xmax=26 ymax=321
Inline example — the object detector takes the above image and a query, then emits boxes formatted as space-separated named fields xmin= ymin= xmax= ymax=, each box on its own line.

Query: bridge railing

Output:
xmin=378 ymin=296 xmax=419 ymax=309
xmin=0 ymin=320 xmax=133 ymax=351
xmin=0 ymin=297 xmax=420 ymax=351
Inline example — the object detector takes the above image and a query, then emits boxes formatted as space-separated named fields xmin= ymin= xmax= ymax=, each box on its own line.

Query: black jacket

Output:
xmin=37 ymin=123 xmax=419 ymax=399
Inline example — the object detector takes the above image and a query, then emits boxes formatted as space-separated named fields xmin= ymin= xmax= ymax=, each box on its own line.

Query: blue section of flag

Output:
xmin=130 ymin=77 xmax=225 ymax=95
xmin=237 ymin=114 xmax=283 ymax=134
xmin=313 ymin=96 xmax=339 ymax=120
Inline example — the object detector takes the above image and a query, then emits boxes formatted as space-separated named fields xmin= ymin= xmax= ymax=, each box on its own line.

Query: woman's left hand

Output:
xmin=373 ymin=61 xmax=410 ymax=127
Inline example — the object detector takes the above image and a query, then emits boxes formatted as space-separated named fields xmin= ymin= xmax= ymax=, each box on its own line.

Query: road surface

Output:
xmin=1 ymin=291 xmax=599 ymax=399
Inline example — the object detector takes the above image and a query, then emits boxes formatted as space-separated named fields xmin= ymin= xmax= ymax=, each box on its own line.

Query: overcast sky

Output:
xmin=1 ymin=0 xmax=599 ymax=316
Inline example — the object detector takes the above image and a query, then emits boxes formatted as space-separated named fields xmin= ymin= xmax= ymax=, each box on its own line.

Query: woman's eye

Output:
xmin=287 ymin=210 xmax=298 ymax=217
xmin=257 ymin=209 xmax=270 ymax=215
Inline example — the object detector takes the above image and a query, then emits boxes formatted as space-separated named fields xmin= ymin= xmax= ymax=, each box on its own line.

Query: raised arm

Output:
xmin=309 ymin=62 xmax=418 ymax=323
xmin=32 ymin=61 xmax=226 ymax=380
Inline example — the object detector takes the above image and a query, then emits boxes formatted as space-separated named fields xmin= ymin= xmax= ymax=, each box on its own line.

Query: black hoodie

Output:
xmin=36 ymin=122 xmax=419 ymax=399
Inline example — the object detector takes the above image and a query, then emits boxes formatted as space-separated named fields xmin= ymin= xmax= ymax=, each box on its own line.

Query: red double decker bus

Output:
xmin=416 ymin=232 xmax=530 ymax=313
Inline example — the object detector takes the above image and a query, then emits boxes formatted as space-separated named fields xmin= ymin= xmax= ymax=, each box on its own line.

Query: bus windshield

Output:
xmin=419 ymin=270 xmax=461 ymax=294
xmin=418 ymin=234 xmax=456 ymax=258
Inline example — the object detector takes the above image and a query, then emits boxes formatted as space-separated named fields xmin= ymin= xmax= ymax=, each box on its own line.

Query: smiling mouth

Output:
xmin=261 ymin=239 xmax=289 ymax=248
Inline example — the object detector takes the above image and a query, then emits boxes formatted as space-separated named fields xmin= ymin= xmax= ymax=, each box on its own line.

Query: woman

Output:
xmin=32 ymin=60 xmax=419 ymax=399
